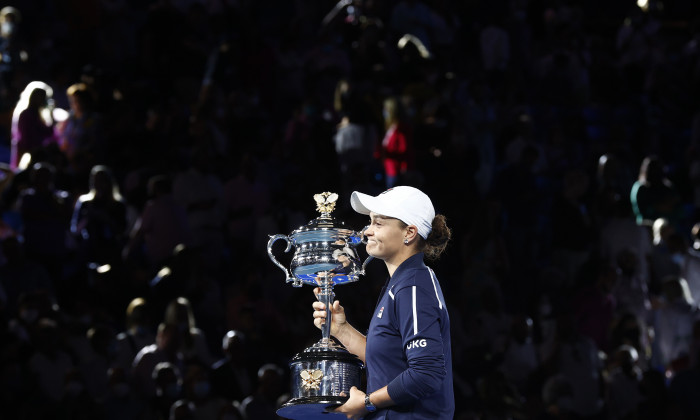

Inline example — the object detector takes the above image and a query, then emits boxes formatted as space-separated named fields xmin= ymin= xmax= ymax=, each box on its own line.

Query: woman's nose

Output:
xmin=361 ymin=225 xmax=372 ymax=243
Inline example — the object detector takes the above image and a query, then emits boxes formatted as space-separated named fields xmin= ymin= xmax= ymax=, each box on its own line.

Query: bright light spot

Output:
xmin=96 ymin=264 xmax=111 ymax=274
xmin=18 ymin=153 xmax=31 ymax=170
xmin=637 ymin=0 xmax=649 ymax=11
xmin=52 ymin=107 xmax=69 ymax=122
xmin=157 ymin=267 xmax=172 ymax=278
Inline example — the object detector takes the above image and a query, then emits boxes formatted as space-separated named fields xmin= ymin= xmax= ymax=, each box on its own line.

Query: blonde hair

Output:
xmin=12 ymin=81 xmax=53 ymax=128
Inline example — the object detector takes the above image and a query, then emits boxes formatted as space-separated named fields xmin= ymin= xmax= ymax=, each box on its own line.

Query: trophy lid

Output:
xmin=288 ymin=192 xmax=360 ymax=245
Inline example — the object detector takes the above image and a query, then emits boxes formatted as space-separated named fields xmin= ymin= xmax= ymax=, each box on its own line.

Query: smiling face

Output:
xmin=364 ymin=212 xmax=408 ymax=261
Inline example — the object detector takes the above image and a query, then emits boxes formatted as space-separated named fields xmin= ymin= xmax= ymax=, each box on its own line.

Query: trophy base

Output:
xmin=277 ymin=396 xmax=348 ymax=420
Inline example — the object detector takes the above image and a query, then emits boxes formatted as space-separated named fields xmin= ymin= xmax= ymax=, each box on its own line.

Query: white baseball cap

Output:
xmin=350 ymin=186 xmax=435 ymax=240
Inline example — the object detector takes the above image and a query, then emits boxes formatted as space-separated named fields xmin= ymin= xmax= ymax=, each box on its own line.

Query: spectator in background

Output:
xmin=103 ymin=366 xmax=145 ymax=420
xmin=332 ymin=79 xmax=379 ymax=198
xmin=10 ymin=81 xmax=57 ymax=170
xmin=667 ymin=320 xmax=700 ymax=418
xmin=163 ymin=297 xmax=214 ymax=367
xmin=239 ymin=363 xmax=285 ymax=420
xmin=114 ymin=297 xmax=156 ymax=371
xmin=0 ymin=6 xmax=27 ymax=109
xmin=609 ymin=311 xmax=652 ymax=371
xmin=18 ymin=162 xmax=72 ymax=289
xmin=682 ymin=222 xmax=700 ymax=303
xmin=612 ymin=248 xmax=652 ymax=326
xmin=27 ymin=318 xmax=74 ymax=415
xmin=0 ymin=235 xmax=53 ymax=315
xmin=492 ymin=144 xmax=543 ymax=300
xmin=182 ymin=363 xmax=227 ymax=420
xmin=146 ymin=362 xmax=184 ymax=420
xmin=599 ymin=196 xmax=653 ymax=287
xmin=571 ymin=261 xmax=617 ymax=352
xmin=649 ymin=218 xmax=684 ymax=294
xmin=123 ymin=175 xmax=191 ymax=274
xmin=172 ymin=146 xmax=225 ymax=270
xmin=217 ymin=402 xmax=245 ymax=420
xmin=57 ymin=82 xmax=105 ymax=183
xmin=605 ymin=345 xmax=644 ymax=420
xmin=541 ymin=312 xmax=605 ymax=419
xmin=71 ymin=164 xmax=127 ymax=266
xmin=594 ymin=153 xmax=635 ymax=225
xmin=378 ymin=95 xmax=414 ymax=188
xmin=652 ymin=276 xmax=699 ymax=375
xmin=56 ymin=367 xmax=102 ymax=420
xmin=497 ymin=314 xmax=540 ymax=396
xmin=222 ymin=153 xmax=270 ymax=261
xmin=536 ymin=374 xmax=576 ymax=420
xmin=211 ymin=330 xmax=254 ymax=404
xmin=388 ymin=0 xmax=448 ymax=52
xmin=132 ymin=323 xmax=184 ymax=399
xmin=630 ymin=155 xmax=683 ymax=228
xmin=170 ymin=399 xmax=196 ymax=420
xmin=549 ymin=168 xmax=594 ymax=286
xmin=80 ymin=323 xmax=117 ymax=402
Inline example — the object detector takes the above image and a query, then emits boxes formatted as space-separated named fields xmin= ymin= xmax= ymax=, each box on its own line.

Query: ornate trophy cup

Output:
xmin=267 ymin=192 xmax=372 ymax=419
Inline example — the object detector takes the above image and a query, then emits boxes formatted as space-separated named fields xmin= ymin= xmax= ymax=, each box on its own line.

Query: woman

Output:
xmin=163 ymin=296 xmax=214 ymax=366
xmin=10 ymin=81 xmax=57 ymax=169
xmin=378 ymin=97 xmax=414 ymax=188
xmin=630 ymin=155 xmax=682 ymax=227
xmin=57 ymin=82 xmax=104 ymax=177
xmin=70 ymin=165 xmax=128 ymax=265
xmin=313 ymin=186 xmax=454 ymax=419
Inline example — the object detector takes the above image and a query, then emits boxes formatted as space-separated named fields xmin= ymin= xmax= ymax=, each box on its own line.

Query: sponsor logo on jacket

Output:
xmin=406 ymin=339 xmax=427 ymax=350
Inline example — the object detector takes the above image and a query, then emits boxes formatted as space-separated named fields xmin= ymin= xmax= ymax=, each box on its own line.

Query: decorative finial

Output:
xmin=313 ymin=192 xmax=339 ymax=214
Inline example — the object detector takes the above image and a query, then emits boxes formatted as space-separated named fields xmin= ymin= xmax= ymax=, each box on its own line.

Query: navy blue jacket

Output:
xmin=365 ymin=253 xmax=454 ymax=419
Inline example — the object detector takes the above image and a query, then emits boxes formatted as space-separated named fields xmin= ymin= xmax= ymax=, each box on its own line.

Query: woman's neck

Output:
xmin=385 ymin=249 xmax=420 ymax=277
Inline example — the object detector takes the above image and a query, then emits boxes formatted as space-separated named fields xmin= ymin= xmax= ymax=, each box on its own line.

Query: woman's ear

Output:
xmin=404 ymin=225 xmax=419 ymax=244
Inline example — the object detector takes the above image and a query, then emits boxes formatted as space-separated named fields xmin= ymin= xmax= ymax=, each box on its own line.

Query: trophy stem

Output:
xmin=317 ymin=274 xmax=334 ymax=347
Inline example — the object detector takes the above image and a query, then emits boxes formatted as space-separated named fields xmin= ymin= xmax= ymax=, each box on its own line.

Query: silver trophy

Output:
xmin=267 ymin=192 xmax=372 ymax=419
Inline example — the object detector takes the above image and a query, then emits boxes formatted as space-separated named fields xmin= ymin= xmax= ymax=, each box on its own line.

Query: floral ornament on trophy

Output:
xmin=313 ymin=192 xmax=339 ymax=214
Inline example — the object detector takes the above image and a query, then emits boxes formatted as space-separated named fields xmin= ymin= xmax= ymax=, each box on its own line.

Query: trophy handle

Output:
xmin=359 ymin=255 xmax=374 ymax=275
xmin=267 ymin=234 xmax=299 ymax=286
xmin=358 ymin=225 xmax=374 ymax=275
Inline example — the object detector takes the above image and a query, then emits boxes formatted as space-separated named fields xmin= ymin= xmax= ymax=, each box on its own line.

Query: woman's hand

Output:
xmin=312 ymin=287 xmax=347 ymax=337
xmin=326 ymin=386 xmax=368 ymax=420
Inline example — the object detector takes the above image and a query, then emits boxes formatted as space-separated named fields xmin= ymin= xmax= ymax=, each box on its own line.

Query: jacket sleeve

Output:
xmin=386 ymin=280 xmax=447 ymax=405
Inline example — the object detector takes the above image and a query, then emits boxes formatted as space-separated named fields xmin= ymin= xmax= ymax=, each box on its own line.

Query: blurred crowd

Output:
xmin=1 ymin=0 xmax=700 ymax=419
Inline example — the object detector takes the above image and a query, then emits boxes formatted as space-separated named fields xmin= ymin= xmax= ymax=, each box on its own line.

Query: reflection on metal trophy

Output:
xmin=267 ymin=192 xmax=372 ymax=419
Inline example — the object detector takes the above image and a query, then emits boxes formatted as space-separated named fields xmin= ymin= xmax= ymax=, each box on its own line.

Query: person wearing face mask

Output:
xmin=182 ymin=364 xmax=227 ymax=420
xmin=132 ymin=323 xmax=184 ymax=400
xmin=163 ymin=297 xmax=214 ymax=367
xmin=114 ymin=297 xmax=156 ymax=371
xmin=145 ymin=362 xmax=183 ymax=420
xmin=312 ymin=186 xmax=454 ymax=419
xmin=103 ymin=367 xmax=145 ymax=420
xmin=56 ymin=367 xmax=101 ymax=420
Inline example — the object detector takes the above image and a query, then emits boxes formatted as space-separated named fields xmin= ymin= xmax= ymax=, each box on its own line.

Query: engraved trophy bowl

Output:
xmin=267 ymin=192 xmax=372 ymax=419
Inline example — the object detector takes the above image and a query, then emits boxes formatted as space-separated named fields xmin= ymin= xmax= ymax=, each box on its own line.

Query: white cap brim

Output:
xmin=350 ymin=187 xmax=435 ymax=239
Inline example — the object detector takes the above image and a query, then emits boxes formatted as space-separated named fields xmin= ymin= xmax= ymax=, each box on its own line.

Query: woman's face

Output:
xmin=364 ymin=212 xmax=406 ymax=260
